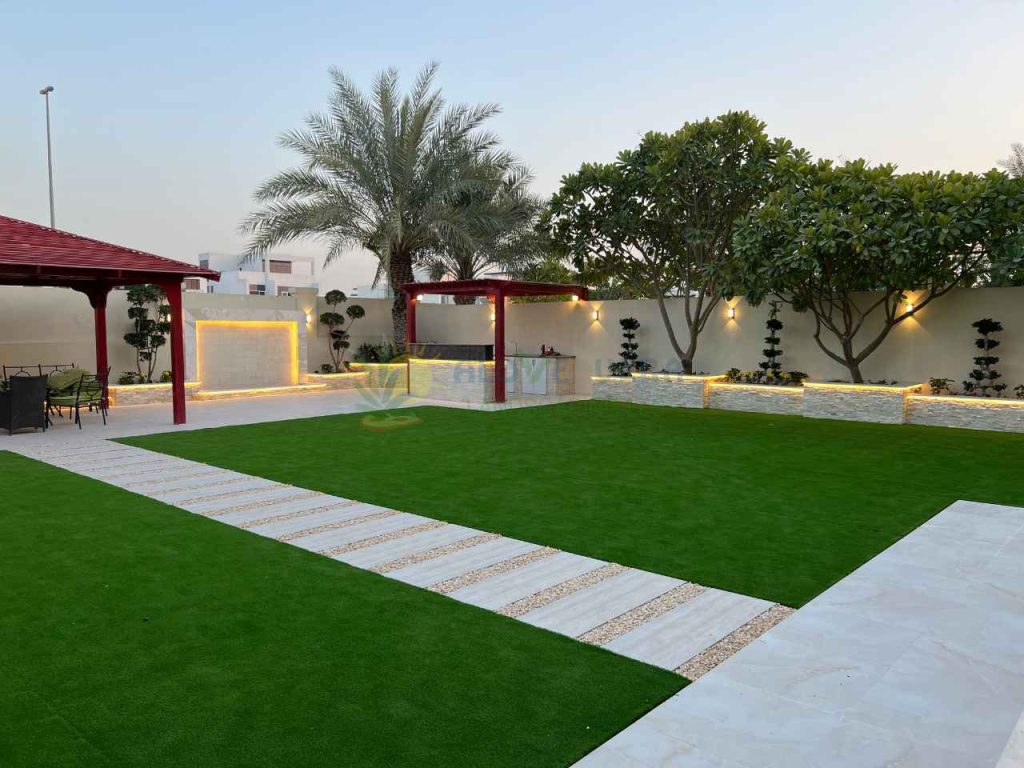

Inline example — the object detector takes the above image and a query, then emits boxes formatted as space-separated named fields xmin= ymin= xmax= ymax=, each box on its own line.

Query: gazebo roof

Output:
xmin=402 ymin=278 xmax=588 ymax=299
xmin=0 ymin=214 xmax=220 ymax=287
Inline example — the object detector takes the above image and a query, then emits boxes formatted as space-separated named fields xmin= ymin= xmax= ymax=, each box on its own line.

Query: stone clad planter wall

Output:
xmin=708 ymin=383 xmax=804 ymax=415
xmin=355 ymin=363 xmax=408 ymax=390
xmin=802 ymin=382 xmax=924 ymax=424
xmin=906 ymin=395 xmax=1024 ymax=433
xmin=591 ymin=376 xmax=633 ymax=402
xmin=409 ymin=360 xmax=494 ymax=403
xmin=306 ymin=372 xmax=370 ymax=390
xmin=631 ymin=373 xmax=726 ymax=408
xmin=108 ymin=381 xmax=201 ymax=406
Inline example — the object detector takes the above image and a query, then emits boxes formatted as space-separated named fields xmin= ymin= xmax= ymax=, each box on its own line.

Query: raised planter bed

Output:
xmin=906 ymin=394 xmax=1024 ymax=433
xmin=631 ymin=373 xmax=726 ymax=408
xmin=306 ymin=371 xmax=370 ymax=390
xmin=802 ymin=382 xmax=925 ymax=424
xmin=353 ymin=363 xmax=409 ymax=390
xmin=107 ymin=381 xmax=201 ymax=406
xmin=590 ymin=376 xmax=633 ymax=402
xmin=708 ymin=382 xmax=804 ymax=415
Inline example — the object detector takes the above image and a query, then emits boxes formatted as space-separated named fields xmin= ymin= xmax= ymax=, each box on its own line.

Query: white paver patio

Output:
xmin=575 ymin=500 xmax=1024 ymax=768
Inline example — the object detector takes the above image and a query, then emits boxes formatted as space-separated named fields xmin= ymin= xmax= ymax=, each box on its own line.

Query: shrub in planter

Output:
xmin=608 ymin=317 xmax=652 ymax=376
xmin=725 ymin=367 xmax=806 ymax=386
xmin=319 ymin=290 xmax=366 ymax=372
xmin=929 ymin=377 xmax=954 ymax=395
xmin=759 ymin=300 xmax=784 ymax=378
xmin=118 ymin=371 xmax=144 ymax=385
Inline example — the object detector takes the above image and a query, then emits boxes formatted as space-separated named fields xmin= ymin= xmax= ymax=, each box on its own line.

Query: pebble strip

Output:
xmin=430 ymin=547 xmax=558 ymax=594
xmin=122 ymin=469 xmax=226 ymax=488
xmin=277 ymin=510 xmax=396 ymax=542
xmin=372 ymin=532 xmax=500 ymax=574
xmin=92 ymin=460 xmax=182 ymax=479
xmin=149 ymin=475 xmax=255 ymax=495
xmin=578 ymin=582 xmax=706 ymax=646
xmin=675 ymin=604 xmax=795 ymax=680
xmin=176 ymin=483 xmax=287 ymax=506
xmin=201 ymin=490 xmax=323 ymax=518
xmin=498 ymin=563 xmax=627 ymax=618
xmin=237 ymin=501 xmax=360 ymax=530
xmin=319 ymin=520 xmax=447 ymax=558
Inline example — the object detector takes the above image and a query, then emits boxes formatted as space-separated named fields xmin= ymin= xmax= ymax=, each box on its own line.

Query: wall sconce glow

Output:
xmin=906 ymin=301 xmax=915 ymax=314
xmin=305 ymin=313 xmax=313 ymax=324
xmin=490 ymin=310 xmax=496 ymax=322
xmin=591 ymin=309 xmax=600 ymax=322
xmin=571 ymin=294 xmax=580 ymax=302
xmin=416 ymin=294 xmax=424 ymax=302
xmin=727 ymin=306 xmax=736 ymax=320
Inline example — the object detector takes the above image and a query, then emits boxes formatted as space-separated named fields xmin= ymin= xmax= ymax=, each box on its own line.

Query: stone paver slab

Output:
xmin=449 ymin=551 xmax=606 ymax=611
xmin=386 ymin=537 xmax=540 ymax=587
xmin=522 ymin=568 xmax=681 ymax=638
xmin=287 ymin=512 xmax=430 ymax=552
xmin=246 ymin=504 xmax=384 ymax=538
xmin=606 ymin=588 xmax=772 ymax=671
xmin=335 ymin=524 xmax=481 ymax=569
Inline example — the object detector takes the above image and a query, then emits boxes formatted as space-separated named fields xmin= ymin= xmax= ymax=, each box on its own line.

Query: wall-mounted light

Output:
xmin=416 ymin=294 xmax=424 ymax=302
xmin=571 ymin=294 xmax=580 ymax=302
xmin=591 ymin=309 xmax=600 ymax=322
xmin=305 ymin=313 xmax=313 ymax=324
xmin=906 ymin=301 xmax=915 ymax=314
xmin=490 ymin=310 xmax=496 ymax=321
xmin=727 ymin=306 xmax=736 ymax=320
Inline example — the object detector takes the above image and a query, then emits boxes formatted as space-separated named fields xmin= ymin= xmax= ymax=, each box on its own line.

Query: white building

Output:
xmin=185 ymin=253 xmax=318 ymax=296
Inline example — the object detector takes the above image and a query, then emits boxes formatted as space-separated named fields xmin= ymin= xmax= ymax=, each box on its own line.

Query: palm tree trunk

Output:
xmin=390 ymin=254 xmax=415 ymax=348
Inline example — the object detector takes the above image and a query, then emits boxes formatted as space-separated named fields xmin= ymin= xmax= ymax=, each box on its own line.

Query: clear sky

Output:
xmin=2 ymin=0 xmax=1022 ymax=291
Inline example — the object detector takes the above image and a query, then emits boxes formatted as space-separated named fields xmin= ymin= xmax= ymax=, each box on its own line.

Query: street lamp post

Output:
xmin=39 ymin=85 xmax=55 ymax=228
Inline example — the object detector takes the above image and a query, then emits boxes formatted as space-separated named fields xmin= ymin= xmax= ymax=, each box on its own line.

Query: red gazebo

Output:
xmin=0 ymin=215 xmax=220 ymax=424
xmin=401 ymin=279 xmax=588 ymax=403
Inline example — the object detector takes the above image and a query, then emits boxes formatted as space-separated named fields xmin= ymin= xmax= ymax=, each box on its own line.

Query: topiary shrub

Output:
xmin=963 ymin=318 xmax=1006 ymax=397
xmin=608 ymin=317 xmax=651 ymax=376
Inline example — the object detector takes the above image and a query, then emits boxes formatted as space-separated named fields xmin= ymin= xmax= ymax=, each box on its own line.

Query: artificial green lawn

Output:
xmin=0 ymin=451 xmax=683 ymax=768
xmin=126 ymin=400 xmax=1024 ymax=607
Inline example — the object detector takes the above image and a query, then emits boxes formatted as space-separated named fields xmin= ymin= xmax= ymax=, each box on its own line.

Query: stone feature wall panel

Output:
xmin=631 ymin=374 xmax=725 ymax=408
xmin=708 ymin=384 xmax=804 ymax=415
xmin=591 ymin=377 xmax=633 ymax=402
xmin=906 ymin=395 xmax=1024 ymax=433
xmin=306 ymin=372 xmax=370 ymax=390
xmin=802 ymin=384 xmax=923 ymax=424
xmin=409 ymin=360 xmax=494 ymax=403
xmin=107 ymin=382 xmax=201 ymax=406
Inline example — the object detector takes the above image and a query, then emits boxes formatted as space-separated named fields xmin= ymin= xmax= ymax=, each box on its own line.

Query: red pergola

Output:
xmin=0 ymin=214 xmax=220 ymax=424
xmin=401 ymin=278 xmax=588 ymax=403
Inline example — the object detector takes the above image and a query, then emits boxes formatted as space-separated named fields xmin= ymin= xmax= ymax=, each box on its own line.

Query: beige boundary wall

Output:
xmin=5 ymin=285 xmax=1024 ymax=415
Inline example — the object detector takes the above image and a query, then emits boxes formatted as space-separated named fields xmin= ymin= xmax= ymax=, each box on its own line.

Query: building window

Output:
xmin=248 ymin=284 xmax=266 ymax=296
xmin=206 ymin=285 xmax=215 ymax=294
xmin=277 ymin=286 xmax=293 ymax=297
xmin=184 ymin=278 xmax=201 ymax=292
xmin=269 ymin=259 xmax=292 ymax=274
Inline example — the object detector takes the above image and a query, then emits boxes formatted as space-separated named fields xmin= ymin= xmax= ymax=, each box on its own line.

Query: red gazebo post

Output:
xmin=158 ymin=279 xmax=187 ymax=425
xmin=85 ymin=283 xmax=111 ymax=407
xmin=493 ymin=288 xmax=506 ymax=403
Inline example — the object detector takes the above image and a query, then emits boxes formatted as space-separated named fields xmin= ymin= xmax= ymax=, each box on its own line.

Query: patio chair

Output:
xmin=46 ymin=367 xmax=91 ymax=421
xmin=49 ymin=369 xmax=109 ymax=429
xmin=0 ymin=374 xmax=48 ymax=435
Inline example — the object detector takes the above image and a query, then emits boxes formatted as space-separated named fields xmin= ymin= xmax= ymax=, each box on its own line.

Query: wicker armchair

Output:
xmin=0 ymin=375 xmax=48 ymax=435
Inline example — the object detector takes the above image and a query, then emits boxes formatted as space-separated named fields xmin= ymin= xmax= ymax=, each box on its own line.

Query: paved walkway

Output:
xmin=16 ymin=440 xmax=789 ymax=679
xmin=575 ymin=499 xmax=1024 ymax=768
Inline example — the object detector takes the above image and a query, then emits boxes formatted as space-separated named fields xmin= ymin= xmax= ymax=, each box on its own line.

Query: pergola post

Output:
xmin=85 ymin=284 xmax=111 ymax=408
xmin=494 ymin=290 xmax=506 ymax=403
xmin=406 ymin=292 xmax=417 ymax=348
xmin=158 ymin=279 xmax=187 ymax=425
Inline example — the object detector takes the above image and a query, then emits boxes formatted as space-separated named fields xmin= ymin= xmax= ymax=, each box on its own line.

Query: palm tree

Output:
xmin=242 ymin=63 xmax=516 ymax=345
xmin=423 ymin=164 xmax=546 ymax=303
xmin=1000 ymin=143 xmax=1024 ymax=178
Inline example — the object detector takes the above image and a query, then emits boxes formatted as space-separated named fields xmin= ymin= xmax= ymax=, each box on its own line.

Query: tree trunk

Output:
xmin=846 ymin=358 xmax=864 ymax=383
xmin=654 ymin=294 xmax=690 ymax=373
xmin=389 ymin=254 xmax=415 ymax=348
xmin=453 ymin=295 xmax=477 ymax=306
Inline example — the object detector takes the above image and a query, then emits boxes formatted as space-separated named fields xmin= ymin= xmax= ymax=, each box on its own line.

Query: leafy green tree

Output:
xmin=544 ymin=112 xmax=796 ymax=372
xmin=729 ymin=159 xmax=1024 ymax=382
xmin=319 ymin=290 xmax=366 ymax=372
xmin=425 ymin=165 xmax=546 ymax=304
xmin=123 ymin=285 xmax=170 ymax=382
xmin=243 ymin=63 xmax=518 ymax=346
